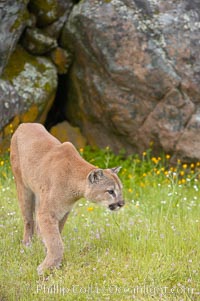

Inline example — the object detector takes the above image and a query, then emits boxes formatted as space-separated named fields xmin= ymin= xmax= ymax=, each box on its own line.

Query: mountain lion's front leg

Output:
xmin=36 ymin=210 xmax=64 ymax=275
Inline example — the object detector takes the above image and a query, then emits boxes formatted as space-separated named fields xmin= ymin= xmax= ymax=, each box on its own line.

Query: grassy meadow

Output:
xmin=0 ymin=146 xmax=200 ymax=301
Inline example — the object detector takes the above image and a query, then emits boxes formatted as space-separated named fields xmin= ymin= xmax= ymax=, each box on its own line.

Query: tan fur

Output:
xmin=10 ymin=123 xmax=124 ymax=274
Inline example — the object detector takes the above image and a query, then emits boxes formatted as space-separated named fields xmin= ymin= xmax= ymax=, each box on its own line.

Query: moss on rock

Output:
xmin=29 ymin=0 xmax=59 ymax=27
xmin=2 ymin=45 xmax=57 ymax=113
xmin=10 ymin=6 xmax=30 ymax=32
xmin=22 ymin=27 xmax=57 ymax=55
xmin=0 ymin=45 xmax=57 ymax=153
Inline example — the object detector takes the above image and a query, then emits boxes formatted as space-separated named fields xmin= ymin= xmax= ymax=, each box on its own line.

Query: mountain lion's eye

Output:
xmin=107 ymin=189 xmax=115 ymax=195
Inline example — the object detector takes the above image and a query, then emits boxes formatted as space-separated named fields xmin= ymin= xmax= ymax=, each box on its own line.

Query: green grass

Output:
xmin=0 ymin=147 xmax=200 ymax=301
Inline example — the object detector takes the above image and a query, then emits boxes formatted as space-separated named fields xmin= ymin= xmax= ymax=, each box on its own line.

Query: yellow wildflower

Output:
xmin=87 ymin=207 xmax=94 ymax=212
xmin=182 ymin=164 xmax=187 ymax=169
xmin=166 ymin=154 xmax=170 ymax=160
xmin=151 ymin=157 xmax=158 ymax=164
xmin=180 ymin=171 xmax=184 ymax=176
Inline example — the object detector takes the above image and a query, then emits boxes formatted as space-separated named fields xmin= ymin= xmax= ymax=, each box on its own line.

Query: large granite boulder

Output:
xmin=2 ymin=46 xmax=57 ymax=121
xmin=0 ymin=46 xmax=57 ymax=152
xmin=0 ymin=0 xmax=30 ymax=75
xmin=61 ymin=0 xmax=200 ymax=162
xmin=0 ymin=80 xmax=24 ymax=130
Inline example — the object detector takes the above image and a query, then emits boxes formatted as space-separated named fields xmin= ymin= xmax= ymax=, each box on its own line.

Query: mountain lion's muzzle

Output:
xmin=109 ymin=200 xmax=125 ymax=211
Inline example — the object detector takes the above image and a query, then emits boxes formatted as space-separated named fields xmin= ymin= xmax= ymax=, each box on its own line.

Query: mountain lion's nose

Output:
xmin=109 ymin=203 xmax=117 ymax=210
xmin=118 ymin=200 xmax=125 ymax=207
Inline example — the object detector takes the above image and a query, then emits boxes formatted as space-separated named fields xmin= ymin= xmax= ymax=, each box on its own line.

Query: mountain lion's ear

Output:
xmin=88 ymin=169 xmax=104 ymax=184
xmin=111 ymin=166 xmax=122 ymax=174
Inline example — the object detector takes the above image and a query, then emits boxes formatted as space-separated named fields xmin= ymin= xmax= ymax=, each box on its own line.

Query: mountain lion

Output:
xmin=10 ymin=123 xmax=124 ymax=274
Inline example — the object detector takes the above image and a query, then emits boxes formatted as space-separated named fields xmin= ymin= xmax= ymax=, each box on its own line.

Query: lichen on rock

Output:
xmin=2 ymin=46 xmax=57 ymax=113
xmin=0 ymin=45 xmax=57 ymax=152
xmin=28 ymin=0 xmax=58 ymax=27
xmin=22 ymin=27 xmax=58 ymax=55
xmin=49 ymin=47 xmax=73 ymax=74
xmin=28 ymin=0 xmax=72 ymax=27
xmin=0 ymin=0 xmax=30 ymax=75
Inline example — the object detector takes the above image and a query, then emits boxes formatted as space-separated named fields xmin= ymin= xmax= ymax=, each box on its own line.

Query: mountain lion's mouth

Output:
xmin=109 ymin=201 xmax=124 ymax=211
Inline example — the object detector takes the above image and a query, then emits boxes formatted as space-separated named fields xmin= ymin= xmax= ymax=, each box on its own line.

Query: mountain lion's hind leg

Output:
xmin=10 ymin=134 xmax=35 ymax=246
xmin=16 ymin=182 xmax=35 ymax=246
xmin=59 ymin=212 xmax=69 ymax=233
